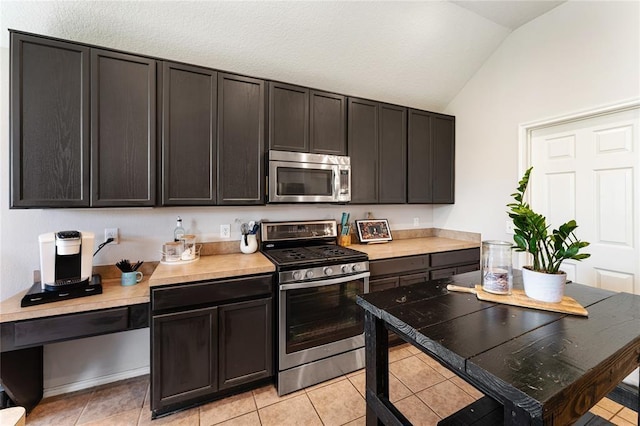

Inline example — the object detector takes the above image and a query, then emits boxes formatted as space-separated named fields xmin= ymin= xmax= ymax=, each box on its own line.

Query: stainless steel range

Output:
xmin=260 ymin=220 xmax=370 ymax=396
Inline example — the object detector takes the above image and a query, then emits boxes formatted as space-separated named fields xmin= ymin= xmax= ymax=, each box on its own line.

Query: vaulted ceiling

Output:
xmin=1 ymin=1 xmax=567 ymax=111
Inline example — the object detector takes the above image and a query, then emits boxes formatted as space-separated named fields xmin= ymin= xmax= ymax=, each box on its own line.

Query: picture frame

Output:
xmin=355 ymin=219 xmax=393 ymax=243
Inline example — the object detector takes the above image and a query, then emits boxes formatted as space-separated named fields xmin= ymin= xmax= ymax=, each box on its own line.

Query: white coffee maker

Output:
xmin=39 ymin=231 xmax=94 ymax=291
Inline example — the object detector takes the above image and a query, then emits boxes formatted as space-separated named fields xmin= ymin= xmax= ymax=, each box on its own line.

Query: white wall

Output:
xmin=0 ymin=2 xmax=443 ymax=394
xmin=440 ymin=1 xmax=639 ymax=387
xmin=439 ymin=0 xmax=640 ymax=242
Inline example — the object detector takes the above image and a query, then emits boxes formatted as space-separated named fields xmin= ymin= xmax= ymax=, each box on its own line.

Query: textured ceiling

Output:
xmin=1 ymin=1 xmax=564 ymax=111
xmin=451 ymin=0 xmax=566 ymax=30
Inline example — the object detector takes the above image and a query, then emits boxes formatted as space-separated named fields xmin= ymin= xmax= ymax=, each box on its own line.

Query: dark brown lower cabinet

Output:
xmin=152 ymin=307 xmax=218 ymax=410
xmin=150 ymin=275 xmax=273 ymax=418
xmin=218 ymin=298 xmax=272 ymax=390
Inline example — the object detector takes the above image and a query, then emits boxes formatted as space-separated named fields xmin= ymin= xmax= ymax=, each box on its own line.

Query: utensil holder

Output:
xmin=338 ymin=225 xmax=352 ymax=247
xmin=240 ymin=234 xmax=258 ymax=254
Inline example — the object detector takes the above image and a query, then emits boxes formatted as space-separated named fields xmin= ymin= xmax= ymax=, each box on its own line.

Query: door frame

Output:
xmin=515 ymin=98 xmax=640 ymax=269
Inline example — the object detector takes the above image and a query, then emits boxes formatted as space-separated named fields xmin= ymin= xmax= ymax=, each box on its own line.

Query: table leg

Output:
xmin=503 ymin=400 xmax=543 ymax=426
xmin=365 ymin=310 xmax=389 ymax=426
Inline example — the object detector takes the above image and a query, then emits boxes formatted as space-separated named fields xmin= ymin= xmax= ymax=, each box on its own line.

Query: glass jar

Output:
xmin=481 ymin=240 xmax=513 ymax=295
xmin=181 ymin=234 xmax=197 ymax=260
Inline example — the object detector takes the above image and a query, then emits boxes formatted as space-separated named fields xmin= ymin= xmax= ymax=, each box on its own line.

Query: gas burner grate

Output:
xmin=262 ymin=244 xmax=367 ymax=268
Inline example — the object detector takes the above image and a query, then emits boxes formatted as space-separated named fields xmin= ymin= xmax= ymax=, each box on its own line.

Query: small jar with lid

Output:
xmin=481 ymin=240 xmax=513 ymax=295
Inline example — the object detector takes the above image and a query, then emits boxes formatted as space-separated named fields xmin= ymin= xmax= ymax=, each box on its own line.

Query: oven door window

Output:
xmin=285 ymin=278 xmax=364 ymax=354
xmin=277 ymin=167 xmax=333 ymax=196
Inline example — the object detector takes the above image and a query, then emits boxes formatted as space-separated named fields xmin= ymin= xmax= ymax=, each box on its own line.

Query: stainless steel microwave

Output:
xmin=268 ymin=150 xmax=351 ymax=203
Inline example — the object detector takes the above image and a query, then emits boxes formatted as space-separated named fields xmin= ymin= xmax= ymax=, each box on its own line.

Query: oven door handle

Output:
xmin=279 ymin=272 xmax=370 ymax=291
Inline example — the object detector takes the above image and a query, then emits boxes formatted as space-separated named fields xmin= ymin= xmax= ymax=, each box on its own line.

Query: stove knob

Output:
xmin=352 ymin=263 xmax=361 ymax=273
xmin=305 ymin=270 xmax=315 ymax=279
xmin=323 ymin=267 xmax=333 ymax=276
xmin=341 ymin=265 xmax=350 ymax=273
xmin=292 ymin=271 xmax=302 ymax=281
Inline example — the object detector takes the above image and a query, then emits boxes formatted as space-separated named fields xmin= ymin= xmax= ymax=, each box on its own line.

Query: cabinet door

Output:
xmin=431 ymin=115 xmax=455 ymax=204
xmin=152 ymin=307 xmax=217 ymax=412
xmin=379 ymin=104 xmax=407 ymax=204
xmin=218 ymin=298 xmax=273 ymax=390
xmin=161 ymin=62 xmax=217 ymax=205
xmin=348 ymin=98 xmax=378 ymax=204
xmin=91 ymin=49 xmax=156 ymax=206
xmin=407 ymin=109 xmax=432 ymax=203
xmin=269 ymin=82 xmax=309 ymax=152
xmin=310 ymin=90 xmax=346 ymax=155
xmin=11 ymin=33 xmax=90 ymax=207
xmin=217 ymin=73 xmax=266 ymax=205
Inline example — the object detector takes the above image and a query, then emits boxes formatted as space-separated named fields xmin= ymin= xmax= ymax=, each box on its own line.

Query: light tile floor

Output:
xmin=25 ymin=343 xmax=638 ymax=425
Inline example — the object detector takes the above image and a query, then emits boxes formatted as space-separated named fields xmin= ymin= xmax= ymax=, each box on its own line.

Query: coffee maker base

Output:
xmin=21 ymin=274 xmax=102 ymax=307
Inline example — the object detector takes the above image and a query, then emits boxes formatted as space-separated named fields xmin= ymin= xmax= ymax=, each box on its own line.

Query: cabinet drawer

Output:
xmin=370 ymin=255 xmax=429 ymax=277
xmin=152 ymin=274 xmax=273 ymax=312
xmin=430 ymin=267 xmax=457 ymax=280
xmin=370 ymin=277 xmax=399 ymax=292
xmin=399 ymin=272 xmax=429 ymax=287
xmin=457 ymin=263 xmax=480 ymax=274
xmin=431 ymin=248 xmax=480 ymax=268
xmin=14 ymin=308 xmax=129 ymax=347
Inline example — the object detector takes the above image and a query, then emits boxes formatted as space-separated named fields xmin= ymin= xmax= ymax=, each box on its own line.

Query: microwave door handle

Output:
xmin=279 ymin=272 xmax=371 ymax=291
xmin=334 ymin=167 xmax=341 ymax=198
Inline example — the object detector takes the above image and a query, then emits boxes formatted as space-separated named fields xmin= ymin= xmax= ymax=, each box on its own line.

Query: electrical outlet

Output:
xmin=220 ymin=224 xmax=231 ymax=239
xmin=505 ymin=220 xmax=515 ymax=235
xmin=413 ymin=217 xmax=420 ymax=227
xmin=105 ymin=228 xmax=119 ymax=244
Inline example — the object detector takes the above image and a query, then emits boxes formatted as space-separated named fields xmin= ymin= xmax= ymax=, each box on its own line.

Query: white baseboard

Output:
xmin=43 ymin=366 xmax=150 ymax=398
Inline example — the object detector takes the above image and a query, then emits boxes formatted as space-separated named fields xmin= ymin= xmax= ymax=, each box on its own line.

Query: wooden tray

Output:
xmin=447 ymin=285 xmax=588 ymax=317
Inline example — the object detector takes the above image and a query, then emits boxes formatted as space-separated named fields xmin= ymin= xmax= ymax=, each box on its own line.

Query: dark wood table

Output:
xmin=357 ymin=271 xmax=640 ymax=425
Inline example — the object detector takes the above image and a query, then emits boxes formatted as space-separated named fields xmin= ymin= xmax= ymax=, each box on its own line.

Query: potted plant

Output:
xmin=507 ymin=167 xmax=590 ymax=302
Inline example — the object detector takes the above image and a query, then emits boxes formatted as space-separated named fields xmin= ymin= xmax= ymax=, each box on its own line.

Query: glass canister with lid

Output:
xmin=481 ymin=240 xmax=513 ymax=295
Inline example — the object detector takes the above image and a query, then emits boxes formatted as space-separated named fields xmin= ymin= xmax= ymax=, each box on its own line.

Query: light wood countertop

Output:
xmin=351 ymin=237 xmax=480 ymax=260
xmin=0 ymin=274 xmax=150 ymax=323
xmin=148 ymin=252 xmax=275 ymax=287
xmin=0 ymin=235 xmax=476 ymax=323
xmin=0 ymin=253 xmax=275 ymax=323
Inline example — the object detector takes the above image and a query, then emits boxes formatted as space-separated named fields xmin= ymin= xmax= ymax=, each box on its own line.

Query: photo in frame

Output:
xmin=355 ymin=219 xmax=392 ymax=243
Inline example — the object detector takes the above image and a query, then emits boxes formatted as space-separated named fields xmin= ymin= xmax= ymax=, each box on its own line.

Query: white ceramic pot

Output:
xmin=240 ymin=234 xmax=258 ymax=254
xmin=522 ymin=266 xmax=567 ymax=303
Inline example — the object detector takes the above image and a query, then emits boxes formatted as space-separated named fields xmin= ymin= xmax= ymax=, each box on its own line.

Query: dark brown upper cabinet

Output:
xmin=161 ymin=62 xmax=217 ymax=205
xmin=348 ymin=98 xmax=406 ymax=204
xmin=268 ymin=82 xmax=309 ymax=152
xmin=309 ymin=90 xmax=346 ymax=155
xmin=91 ymin=49 xmax=157 ymax=207
xmin=348 ymin=98 xmax=378 ymax=204
xmin=408 ymin=109 xmax=432 ymax=203
xmin=378 ymin=104 xmax=407 ymax=203
xmin=431 ymin=114 xmax=455 ymax=204
xmin=217 ymin=73 xmax=266 ymax=205
xmin=407 ymin=109 xmax=455 ymax=204
xmin=268 ymin=82 xmax=346 ymax=155
xmin=10 ymin=33 xmax=91 ymax=208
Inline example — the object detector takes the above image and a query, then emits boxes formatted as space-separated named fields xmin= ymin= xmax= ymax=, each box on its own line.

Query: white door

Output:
xmin=529 ymin=106 xmax=640 ymax=295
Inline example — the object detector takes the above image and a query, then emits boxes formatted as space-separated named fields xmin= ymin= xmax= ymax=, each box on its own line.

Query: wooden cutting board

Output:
xmin=447 ymin=284 xmax=588 ymax=317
